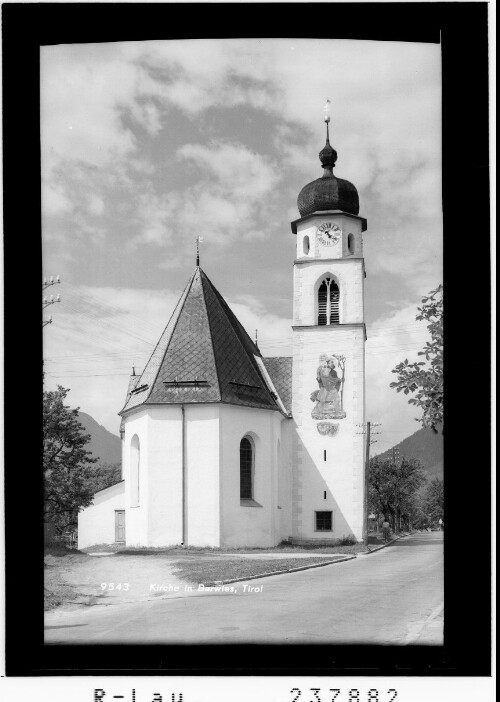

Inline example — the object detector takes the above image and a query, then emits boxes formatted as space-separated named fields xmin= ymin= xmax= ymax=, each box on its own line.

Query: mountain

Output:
xmin=374 ymin=427 xmax=443 ymax=480
xmin=78 ymin=412 xmax=122 ymax=466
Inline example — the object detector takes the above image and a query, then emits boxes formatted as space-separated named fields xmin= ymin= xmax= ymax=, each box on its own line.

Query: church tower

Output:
xmin=291 ymin=103 xmax=367 ymax=542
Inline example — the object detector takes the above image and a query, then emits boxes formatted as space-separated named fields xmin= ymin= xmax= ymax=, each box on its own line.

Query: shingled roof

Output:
xmin=262 ymin=357 xmax=293 ymax=414
xmin=120 ymin=267 xmax=289 ymax=416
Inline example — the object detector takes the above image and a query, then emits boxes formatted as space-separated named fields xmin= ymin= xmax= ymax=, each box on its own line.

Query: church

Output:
xmin=78 ymin=114 xmax=368 ymax=549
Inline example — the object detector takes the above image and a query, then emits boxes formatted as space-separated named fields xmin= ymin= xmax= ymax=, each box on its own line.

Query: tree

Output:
xmin=390 ymin=285 xmax=443 ymax=433
xmin=43 ymin=385 xmax=99 ymax=532
xmin=421 ymin=477 xmax=444 ymax=526
xmin=369 ymin=456 xmax=428 ymax=532
xmin=94 ymin=462 xmax=122 ymax=493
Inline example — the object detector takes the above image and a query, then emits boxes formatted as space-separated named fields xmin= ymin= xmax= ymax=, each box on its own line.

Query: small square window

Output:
xmin=315 ymin=511 xmax=332 ymax=531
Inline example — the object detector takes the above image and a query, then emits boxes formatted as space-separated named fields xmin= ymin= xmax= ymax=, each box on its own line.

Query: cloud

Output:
xmin=41 ymin=53 xmax=136 ymax=170
xmin=228 ymin=294 xmax=292 ymax=354
xmin=127 ymin=191 xmax=179 ymax=248
xmin=128 ymin=141 xmax=280 ymax=251
xmin=88 ymin=195 xmax=105 ymax=216
xmin=41 ymin=40 xmax=441 ymax=264
xmin=42 ymin=181 xmax=74 ymax=216
xmin=137 ymin=40 xmax=280 ymax=117
xmin=178 ymin=142 xmax=277 ymax=198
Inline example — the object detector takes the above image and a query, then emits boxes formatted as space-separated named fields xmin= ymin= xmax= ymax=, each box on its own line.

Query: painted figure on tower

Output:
xmin=311 ymin=354 xmax=346 ymax=420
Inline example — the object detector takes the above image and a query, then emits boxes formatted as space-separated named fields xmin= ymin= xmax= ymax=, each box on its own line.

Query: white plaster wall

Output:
xmin=277 ymin=417 xmax=294 ymax=542
xmin=220 ymin=404 xmax=284 ymax=547
xmin=291 ymin=326 xmax=365 ymax=541
xmin=117 ymin=402 xmax=291 ymax=549
xmin=77 ymin=482 xmax=125 ymax=550
xmin=122 ymin=410 xmax=150 ymax=547
xmin=146 ymin=406 xmax=184 ymax=547
xmin=184 ymin=404 xmax=220 ymax=546
xmin=121 ymin=405 xmax=220 ymax=547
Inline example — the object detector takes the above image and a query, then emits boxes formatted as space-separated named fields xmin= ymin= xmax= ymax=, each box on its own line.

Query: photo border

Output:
xmin=2 ymin=1 xmax=491 ymax=677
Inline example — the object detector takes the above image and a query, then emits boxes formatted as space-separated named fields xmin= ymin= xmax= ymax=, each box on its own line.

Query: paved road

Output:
xmin=45 ymin=532 xmax=443 ymax=645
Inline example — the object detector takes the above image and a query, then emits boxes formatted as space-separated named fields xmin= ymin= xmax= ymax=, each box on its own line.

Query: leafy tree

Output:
xmin=43 ymin=385 xmax=99 ymax=532
xmin=94 ymin=462 xmax=122 ymax=493
xmin=369 ymin=456 xmax=428 ymax=532
xmin=421 ymin=477 xmax=444 ymax=526
xmin=390 ymin=285 xmax=443 ymax=433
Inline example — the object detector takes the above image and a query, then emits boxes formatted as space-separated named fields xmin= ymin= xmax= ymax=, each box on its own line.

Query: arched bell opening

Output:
xmin=317 ymin=276 xmax=340 ymax=325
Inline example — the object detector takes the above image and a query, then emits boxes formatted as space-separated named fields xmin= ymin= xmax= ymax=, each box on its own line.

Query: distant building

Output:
xmin=78 ymin=117 xmax=368 ymax=548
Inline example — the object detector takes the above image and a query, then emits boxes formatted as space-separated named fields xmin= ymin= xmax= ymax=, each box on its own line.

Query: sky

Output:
xmin=41 ymin=39 xmax=442 ymax=453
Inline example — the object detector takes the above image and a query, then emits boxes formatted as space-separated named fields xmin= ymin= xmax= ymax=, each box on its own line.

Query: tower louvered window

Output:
xmin=318 ymin=278 xmax=340 ymax=325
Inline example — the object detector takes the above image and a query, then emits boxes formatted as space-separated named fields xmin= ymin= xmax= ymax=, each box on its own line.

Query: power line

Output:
xmin=44 ymin=372 xmax=131 ymax=379
xmin=62 ymin=281 xmax=172 ymax=339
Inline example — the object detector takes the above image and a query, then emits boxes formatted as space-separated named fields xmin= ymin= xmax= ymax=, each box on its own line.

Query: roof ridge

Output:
xmin=201 ymin=271 xmax=260 ymax=358
xmin=199 ymin=270 xmax=279 ymax=410
xmin=198 ymin=270 xmax=223 ymax=402
xmin=120 ymin=269 xmax=198 ymax=414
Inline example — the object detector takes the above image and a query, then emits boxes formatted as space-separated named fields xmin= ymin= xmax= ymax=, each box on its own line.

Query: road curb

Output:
xmin=203 ymin=555 xmax=358 ymax=587
xmin=358 ymin=534 xmax=408 ymax=555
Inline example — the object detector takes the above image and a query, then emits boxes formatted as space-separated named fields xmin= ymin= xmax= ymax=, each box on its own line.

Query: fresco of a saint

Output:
xmin=310 ymin=354 xmax=346 ymax=420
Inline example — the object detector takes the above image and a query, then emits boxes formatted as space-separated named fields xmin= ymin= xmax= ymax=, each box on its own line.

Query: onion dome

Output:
xmin=297 ymin=120 xmax=359 ymax=217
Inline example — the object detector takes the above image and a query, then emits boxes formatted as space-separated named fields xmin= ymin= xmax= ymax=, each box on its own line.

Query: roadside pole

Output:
xmin=392 ymin=445 xmax=401 ymax=533
xmin=363 ymin=421 xmax=370 ymax=545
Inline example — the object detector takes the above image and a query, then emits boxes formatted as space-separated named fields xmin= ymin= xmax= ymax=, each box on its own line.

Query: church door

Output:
xmin=115 ymin=510 xmax=126 ymax=542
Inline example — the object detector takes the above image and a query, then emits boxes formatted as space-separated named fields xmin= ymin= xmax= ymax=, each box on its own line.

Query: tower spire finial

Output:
xmin=319 ymin=98 xmax=337 ymax=174
xmin=324 ymin=98 xmax=331 ymax=142
xmin=196 ymin=236 xmax=203 ymax=267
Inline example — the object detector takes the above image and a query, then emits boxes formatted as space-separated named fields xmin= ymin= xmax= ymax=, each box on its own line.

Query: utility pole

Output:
xmin=392 ymin=445 xmax=402 ymax=532
xmin=357 ymin=421 xmax=381 ymax=544
xmin=42 ymin=275 xmax=61 ymax=327
xmin=364 ymin=421 xmax=370 ymax=545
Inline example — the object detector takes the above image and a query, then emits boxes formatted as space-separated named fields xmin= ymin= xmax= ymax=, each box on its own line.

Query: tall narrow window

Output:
xmin=348 ymin=233 xmax=355 ymax=255
xmin=318 ymin=277 xmax=340 ymax=325
xmin=303 ymin=235 xmax=310 ymax=255
xmin=130 ymin=434 xmax=140 ymax=507
xmin=240 ymin=436 xmax=253 ymax=499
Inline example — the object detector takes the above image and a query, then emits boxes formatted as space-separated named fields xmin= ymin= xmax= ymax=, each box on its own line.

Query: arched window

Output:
xmin=348 ymin=233 xmax=355 ymax=255
xmin=318 ymin=277 xmax=340 ymax=325
xmin=240 ymin=436 xmax=254 ymax=499
xmin=130 ymin=434 xmax=140 ymax=507
xmin=303 ymin=235 xmax=310 ymax=255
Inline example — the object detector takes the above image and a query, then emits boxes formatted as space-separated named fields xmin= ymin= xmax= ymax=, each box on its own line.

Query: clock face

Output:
xmin=317 ymin=222 xmax=342 ymax=246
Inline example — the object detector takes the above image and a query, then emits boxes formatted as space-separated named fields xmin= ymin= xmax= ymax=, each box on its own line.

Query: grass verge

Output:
xmin=172 ymin=555 xmax=351 ymax=585
xmin=83 ymin=542 xmax=368 ymax=556
xmin=44 ymin=546 xmax=93 ymax=610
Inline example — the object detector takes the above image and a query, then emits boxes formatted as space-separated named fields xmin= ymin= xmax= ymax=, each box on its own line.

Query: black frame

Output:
xmin=2 ymin=0 xmax=491 ymax=679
